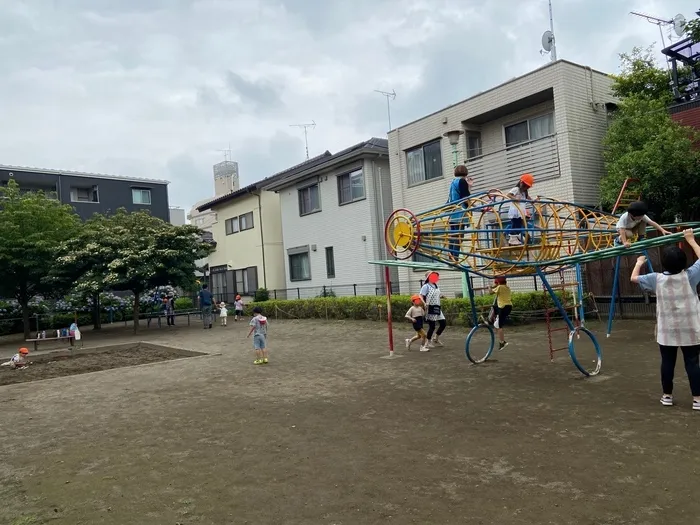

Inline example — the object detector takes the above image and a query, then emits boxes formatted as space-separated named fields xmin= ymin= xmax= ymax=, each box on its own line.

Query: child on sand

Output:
xmin=1 ymin=347 xmax=30 ymax=369
xmin=631 ymin=228 xmax=700 ymax=410
xmin=485 ymin=276 xmax=512 ymax=350
xmin=247 ymin=306 xmax=269 ymax=365
xmin=219 ymin=302 xmax=228 ymax=326
xmin=616 ymin=201 xmax=670 ymax=247
xmin=405 ymin=294 xmax=429 ymax=352
xmin=234 ymin=295 xmax=244 ymax=321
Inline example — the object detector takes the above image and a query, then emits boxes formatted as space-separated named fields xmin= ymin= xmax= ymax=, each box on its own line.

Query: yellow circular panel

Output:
xmin=392 ymin=221 xmax=413 ymax=249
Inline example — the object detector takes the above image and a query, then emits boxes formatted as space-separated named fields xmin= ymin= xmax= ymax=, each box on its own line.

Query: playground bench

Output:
xmin=146 ymin=310 xmax=201 ymax=328
xmin=25 ymin=335 xmax=75 ymax=352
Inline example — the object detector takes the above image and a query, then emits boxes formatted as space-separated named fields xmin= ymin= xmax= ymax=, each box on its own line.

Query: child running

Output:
xmin=405 ymin=294 xmax=429 ymax=352
xmin=615 ymin=200 xmax=671 ymax=247
xmin=247 ymin=306 xmax=269 ymax=365
xmin=487 ymin=276 xmax=512 ymax=350
xmin=219 ymin=302 xmax=228 ymax=326
xmin=234 ymin=295 xmax=244 ymax=321
xmin=506 ymin=173 xmax=534 ymax=246
xmin=1 ymin=347 xmax=30 ymax=369
xmin=631 ymin=228 xmax=700 ymax=410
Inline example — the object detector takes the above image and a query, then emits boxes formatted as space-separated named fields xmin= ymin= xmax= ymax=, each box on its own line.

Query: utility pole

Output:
xmin=374 ymin=89 xmax=397 ymax=131
xmin=290 ymin=121 xmax=316 ymax=160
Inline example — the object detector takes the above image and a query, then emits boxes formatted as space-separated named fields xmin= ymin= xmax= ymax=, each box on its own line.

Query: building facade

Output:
xmin=387 ymin=60 xmax=616 ymax=295
xmin=197 ymin=182 xmax=285 ymax=301
xmin=263 ymin=138 xmax=395 ymax=298
xmin=0 ymin=164 xmax=170 ymax=221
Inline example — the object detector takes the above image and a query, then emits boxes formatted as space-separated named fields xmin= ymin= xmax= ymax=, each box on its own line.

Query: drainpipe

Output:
xmin=254 ymin=191 xmax=267 ymax=288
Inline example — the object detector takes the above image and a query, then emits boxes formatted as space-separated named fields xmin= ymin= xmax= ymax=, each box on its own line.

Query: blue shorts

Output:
xmin=253 ymin=334 xmax=266 ymax=350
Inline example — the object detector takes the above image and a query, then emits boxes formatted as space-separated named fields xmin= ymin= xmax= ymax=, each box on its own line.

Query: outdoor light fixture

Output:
xmin=443 ymin=130 xmax=464 ymax=146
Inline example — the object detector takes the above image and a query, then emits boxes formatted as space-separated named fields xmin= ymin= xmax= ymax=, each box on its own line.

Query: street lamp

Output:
xmin=443 ymin=130 xmax=464 ymax=168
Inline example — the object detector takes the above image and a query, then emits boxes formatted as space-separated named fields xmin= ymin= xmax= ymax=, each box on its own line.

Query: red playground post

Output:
xmin=385 ymin=266 xmax=394 ymax=357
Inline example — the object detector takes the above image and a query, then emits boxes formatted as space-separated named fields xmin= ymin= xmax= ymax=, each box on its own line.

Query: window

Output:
xmin=225 ymin=217 xmax=239 ymax=235
xmin=325 ymin=247 xmax=335 ymax=279
xmin=132 ymin=188 xmax=152 ymax=205
xmin=239 ymin=211 xmax=254 ymax=231
xmin=504 ymin=113 xmax=555 ymax=147
xmin=233 ymin=266 xmax=258 ymax=295
xmin=70 ymin=185 xmax=99 ymax=203
xmin=466 ymin=132 xmax=482 ymax=159
xmin=406 ymin=139 xmax=443 ymax=186
xmin=288 ymin=246 xmax=311 ymax=281
xmin=337 ymin=169 xmax=365 ymax=205
xmin=210 ymin=267 xmax=228 ymax=298
xmin=298 ymin=184 xmax=321 ymax=216
xmin=224 ymin=211 xmax=253 ymax=235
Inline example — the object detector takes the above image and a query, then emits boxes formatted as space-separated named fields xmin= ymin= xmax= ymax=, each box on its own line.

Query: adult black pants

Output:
xmin=427 ymin=319 xmax=446 ymax=340
xmin=659 ymin=344 xmax=700 ymax=396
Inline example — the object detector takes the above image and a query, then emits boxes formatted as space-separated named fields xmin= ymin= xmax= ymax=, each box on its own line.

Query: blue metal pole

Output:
xmin=575 ymin=262 xmax=586 ymax=327
xmin=606 ymin=256 xmax=621 ymax=337
xmin=643 ymin=249 xmax=654 ymax=273
xmin=536 ymin=266 xmax=576 ymax=331
xmin=465 ymin=271 xmax=479 ymax=327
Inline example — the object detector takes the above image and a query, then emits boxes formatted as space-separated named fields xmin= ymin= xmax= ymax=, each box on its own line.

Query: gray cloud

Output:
xmin=0 ymin=0 xmax=696 ymax=211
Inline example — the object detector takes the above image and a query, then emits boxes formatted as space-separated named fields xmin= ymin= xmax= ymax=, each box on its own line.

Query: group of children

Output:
xmin=217 ymin=295 xmax=245 ymax=326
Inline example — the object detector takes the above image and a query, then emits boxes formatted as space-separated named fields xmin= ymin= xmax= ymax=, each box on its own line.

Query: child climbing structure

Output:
xmin=373 ymin=187 xmax=700 ymax=377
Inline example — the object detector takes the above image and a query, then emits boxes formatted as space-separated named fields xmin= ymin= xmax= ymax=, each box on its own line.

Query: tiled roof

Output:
xmin=0 ymin=163 xmax=169 ymax=185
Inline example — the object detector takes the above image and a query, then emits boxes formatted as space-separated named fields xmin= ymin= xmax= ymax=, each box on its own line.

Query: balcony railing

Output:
xmin=465 ymin=135 xmax=560 ymax=190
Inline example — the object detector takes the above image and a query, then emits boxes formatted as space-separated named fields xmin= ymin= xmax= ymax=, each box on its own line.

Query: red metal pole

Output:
xmin=385 ymin=266 xmax=394 ymax=356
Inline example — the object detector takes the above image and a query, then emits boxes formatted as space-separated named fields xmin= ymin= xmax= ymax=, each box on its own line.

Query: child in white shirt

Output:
xmin=219 ymin=302 xmax=228 ymax=326
xmin=615 ymin=201 xmax=670 ymax=247
xmin=234 ymin=295 xmax=244 ymax=321
xmin=1 ymin=347 xmax=30 ymax=369
xmin=506 ymin=173 xmax=535 ymax=246
xmin=405 ymin=295 xmax=429 ymax=352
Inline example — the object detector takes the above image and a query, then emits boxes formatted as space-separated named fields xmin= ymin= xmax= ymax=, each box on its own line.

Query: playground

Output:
xmin=1 ymin=318 xmax=698 ymax=524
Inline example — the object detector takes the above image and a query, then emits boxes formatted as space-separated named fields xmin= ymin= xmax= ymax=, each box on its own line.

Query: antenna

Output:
xmin=374 ymin=89 xmax=397 ymax=131
xmin=216 ymin=144 xmax=232 ymax=162
xmin=289 ymin=121 xmax=316 ymax=160
xmin=629 ymin=11 xmax=684 ymax=72
xmin=540 ymin=0 xmax=557 ymax=61
xmin=673 ymin=13 xmax=687 ymax=37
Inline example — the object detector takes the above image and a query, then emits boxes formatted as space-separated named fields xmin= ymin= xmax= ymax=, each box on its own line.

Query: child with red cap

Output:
xmin=405 ymin=294 xmax=429 ymax=352
xmin=420 ymin=270 xmax=447 ymax=347
xmin=506 ymin=173 xmax=535 ymax=246
xmin=1 ymin=347 xmax=30 ymax=369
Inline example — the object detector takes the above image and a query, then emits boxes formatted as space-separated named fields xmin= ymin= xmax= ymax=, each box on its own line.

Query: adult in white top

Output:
xmin=631 ymin=228 xmax=700 ymax=410
xmin=420 ymin=270 xmax=447 ymax=347
xmin=615 ymin=201 xmax=670 ymax=247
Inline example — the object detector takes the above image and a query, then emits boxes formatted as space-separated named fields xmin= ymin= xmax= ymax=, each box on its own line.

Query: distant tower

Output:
xmin=213 ymin=160 xmax=239 ymax=197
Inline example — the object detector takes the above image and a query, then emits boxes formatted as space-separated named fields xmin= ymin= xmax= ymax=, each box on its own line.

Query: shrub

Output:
xmin=174 ymin=297 xmax=194 ymax=310
xmin=316 ymin=287 xmax=337 ymax=298
xmin=254 ymin=288 xmax=270 ymax=302
xmin=245 ymin=290 xmax=566 ymax=327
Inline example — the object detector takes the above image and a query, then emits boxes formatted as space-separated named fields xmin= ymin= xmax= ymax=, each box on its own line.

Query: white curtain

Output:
xmin=528 ymin=113 xmax=554 ymax=140
xmin=407 ymin=148 xmax=425 ymax=186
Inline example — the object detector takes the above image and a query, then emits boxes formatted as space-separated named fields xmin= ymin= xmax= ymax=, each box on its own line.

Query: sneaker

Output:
xmin=660 ymin=395 xmax=674 ymax=406
xmin=693 ymin=400 xmax=700 ymax=411
xmin=432 ymin=339 xmax=443 ymax=347
xmin=254 ymin=359 xmax=263 ymax=365
xmin=508 ymin=235 xmax=522 ymax=246
xmin=499 ymin=341 xmax=509 ymax=350
xmin=405 ymin=338 xmax=412 ymax=350
xmin=263 ymin=358 xmax=269 ymax=364
xmin=419 ymin=346 xmax=430 ymax=352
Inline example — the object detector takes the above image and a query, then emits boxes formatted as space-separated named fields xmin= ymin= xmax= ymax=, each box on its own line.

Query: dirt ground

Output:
xmin=0 ymin=317 xmax=698 ymax=525
xmin=0 ymin=345 xmax=200 ymax=386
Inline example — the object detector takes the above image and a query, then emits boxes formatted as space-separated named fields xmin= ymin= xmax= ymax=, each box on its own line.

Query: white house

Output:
xmin=197 ymin=181 xmax=285 ymax=301
xmin=262 ymin=138 xmax=395 ymax=298
xmin=387 ymin=59 xmax=617 ymax=295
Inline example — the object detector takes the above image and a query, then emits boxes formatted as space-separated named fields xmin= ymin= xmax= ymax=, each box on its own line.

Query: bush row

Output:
xmin=242 ymin=290 xmax=567 ymax=327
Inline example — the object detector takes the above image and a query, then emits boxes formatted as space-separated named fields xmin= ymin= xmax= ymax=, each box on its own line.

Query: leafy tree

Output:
xmin=610 ymin=46 xmax=672 ymax=103
xmin=601 ymin=96 xmax=700 ymax=221
xmin=0 ymin=180 xmax=81 ymax=338
xmin=56 ymin=209 xmax=213 ymax=332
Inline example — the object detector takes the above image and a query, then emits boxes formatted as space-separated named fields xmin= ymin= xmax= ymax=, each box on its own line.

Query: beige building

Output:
xmin=387 ymin=59 xmax=616 ymax=294
xmin=197 ymin=181 xmax=285 ymax=300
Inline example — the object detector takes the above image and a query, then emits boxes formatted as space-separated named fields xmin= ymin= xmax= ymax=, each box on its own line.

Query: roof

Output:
xmin=196 ymin=150 xmax=333 ymax=212
xmin=0 ymin=163 xmax=169 ymax=185
xmin=262 ymin=137 xmax=388 ymax=192
xmin=389 ymin=59 xmax=610 ymax=133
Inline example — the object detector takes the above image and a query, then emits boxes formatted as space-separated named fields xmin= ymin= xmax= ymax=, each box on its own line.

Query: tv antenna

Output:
xmin=290 ymin=121 xmax=316 ymax=160
xmin=217 ymin=142 xmax=233 ymax=162
xmin=630 ymin=11 xmax=687 ymax=50
xmin=540 ymin=0 xmax=557 ymax=61
xmin=374 ymin=89 xmax=397 ymax=131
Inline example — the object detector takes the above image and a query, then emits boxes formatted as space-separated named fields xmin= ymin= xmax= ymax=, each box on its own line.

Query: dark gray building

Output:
xmin=0 ymin=164 xmax=170 ymax=221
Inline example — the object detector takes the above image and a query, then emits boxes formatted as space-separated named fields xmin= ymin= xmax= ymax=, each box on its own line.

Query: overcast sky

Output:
xmin=0 ymin=0 xmax=696 ymax=211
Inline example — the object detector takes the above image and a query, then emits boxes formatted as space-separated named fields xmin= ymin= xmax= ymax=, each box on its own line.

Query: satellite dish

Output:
xmin=541 ymin=30 xmax=554 ymax=52
xmin=673 ymin=13 xmax=687 ymax=37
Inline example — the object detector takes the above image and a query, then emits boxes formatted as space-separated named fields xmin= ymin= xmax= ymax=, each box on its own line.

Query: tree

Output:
xmin=610 ymin=46 xmax=672 ymax=103
xmin=56 ymin=209 xmax=213 ymax=332
xmin=0 ymin=180 xmax=81 ymax=338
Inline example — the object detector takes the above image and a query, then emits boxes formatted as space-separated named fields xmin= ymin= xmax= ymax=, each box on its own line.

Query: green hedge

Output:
xmin=244 ymin=291 xmax=567 ymax=327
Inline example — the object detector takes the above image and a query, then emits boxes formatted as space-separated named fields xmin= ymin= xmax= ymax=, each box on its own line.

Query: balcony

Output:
xmin=464 ymin=135 xmax=560 ymax=191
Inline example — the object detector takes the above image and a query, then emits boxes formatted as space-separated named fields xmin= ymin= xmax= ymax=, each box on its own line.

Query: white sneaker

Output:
xmin=420 ymin=346 xmax=430 ymax=352
xmin=660 ymin=395 xmax=674 ymax=406
xmin=693 ymin=400 xmax=700 ymax=411
xmin=405 ymin=338 xmax=411 ymax=350
xmin=508 ymin=235 xmax=522 ymax=246
xmin=432 ymin=339 xmax=443 ymax=347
